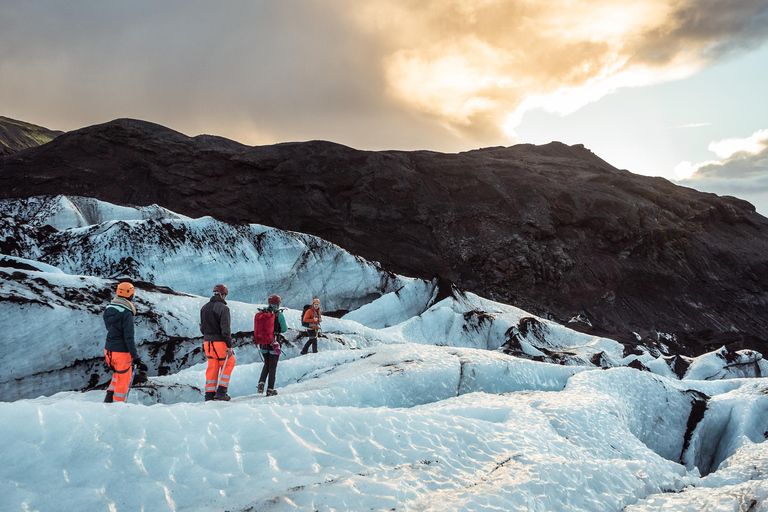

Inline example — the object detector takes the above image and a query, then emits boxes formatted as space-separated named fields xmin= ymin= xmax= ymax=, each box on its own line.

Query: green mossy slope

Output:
xmin=0 ymin=116 xmax=64 ymax=155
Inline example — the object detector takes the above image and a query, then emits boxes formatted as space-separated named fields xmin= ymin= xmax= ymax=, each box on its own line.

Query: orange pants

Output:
xmin=105 ymin=350 xmax=133 ymax=402
xmin=204 ymin=341 xmax=235 ymax=394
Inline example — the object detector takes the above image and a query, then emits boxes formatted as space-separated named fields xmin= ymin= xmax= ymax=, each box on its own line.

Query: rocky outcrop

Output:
xmin=0 ymin=116 xmax=63 ymax=156
xmin=2 ymin=118 xmax=768 ymax=355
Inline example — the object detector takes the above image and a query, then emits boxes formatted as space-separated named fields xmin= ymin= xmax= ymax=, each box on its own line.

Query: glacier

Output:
xmin=2 ymin=195 xmax=768 ymax=511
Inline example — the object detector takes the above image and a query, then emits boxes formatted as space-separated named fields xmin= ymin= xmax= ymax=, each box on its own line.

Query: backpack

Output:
xmin=254 ymin=309 xmax=276 ymax=345
xmin=301 ymin=304 xmax=312 ymax=328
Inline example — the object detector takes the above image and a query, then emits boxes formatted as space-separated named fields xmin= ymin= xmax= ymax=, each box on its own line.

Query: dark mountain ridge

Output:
xmin=2 ymin=118 xmax=767 ymax=355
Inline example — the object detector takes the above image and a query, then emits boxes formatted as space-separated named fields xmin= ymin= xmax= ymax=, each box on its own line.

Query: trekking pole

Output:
xmin=217 ymin=352 xmax=231 ymax=390
xmin=124 ymin=362 xmax=137 ymax=403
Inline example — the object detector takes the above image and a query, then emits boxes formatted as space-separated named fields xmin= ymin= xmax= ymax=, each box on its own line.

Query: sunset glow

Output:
xmin=353 ymin=0 xmax=730 ymax=142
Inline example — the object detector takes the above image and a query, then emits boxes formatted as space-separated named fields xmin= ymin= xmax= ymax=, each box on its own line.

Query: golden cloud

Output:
xmin=353 ymin=0 xmax=768 ymax=140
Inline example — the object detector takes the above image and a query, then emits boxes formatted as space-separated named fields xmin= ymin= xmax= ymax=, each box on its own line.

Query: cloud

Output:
xmin=0 ymin=1 xmax=443 ymax=148
xmin=677 ymin=128 xmax=768 ymax=215
xmin=1 ymin=1 xmax=767 ymax=149
xmin=669 ymin=122 xmax=711 ymax=129
xmin=708 ymin=129 xmax=768 ymax=159
xmin=357 ymin=0 xmax=768 ymax=139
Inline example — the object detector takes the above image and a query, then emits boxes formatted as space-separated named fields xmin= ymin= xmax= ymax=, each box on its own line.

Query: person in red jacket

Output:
xmin=301 ymin=298 xmax=322 ymax=355
xmin=201 ymin=284 xmax=234 ymax=401
xmin=257 ymin=294 xmax=288 ymax=396
xmin=103 ymin=282 xmax=140 ymax=403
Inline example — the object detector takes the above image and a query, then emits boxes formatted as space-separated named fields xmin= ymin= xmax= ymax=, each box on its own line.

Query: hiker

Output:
xmin=103 ymin=281 xmax=140 ymax=403
xmin=201 ymin=284 xmax=234 ymax=401
xmin=255 ymin=294 xmax=288 ymax=396
xmin=300 ymin=298 xmax=322 ymax=355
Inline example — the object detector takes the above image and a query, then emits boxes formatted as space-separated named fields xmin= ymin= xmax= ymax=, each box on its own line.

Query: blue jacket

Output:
xmin=104 ymin=300 xmax=138 ymax=359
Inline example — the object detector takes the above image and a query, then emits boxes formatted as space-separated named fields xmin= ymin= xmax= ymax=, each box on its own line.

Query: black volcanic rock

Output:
xmin=2 ymin=118 xmax=768 ymax=355
xmin=0 ymin=116 xmax=64 ymax=156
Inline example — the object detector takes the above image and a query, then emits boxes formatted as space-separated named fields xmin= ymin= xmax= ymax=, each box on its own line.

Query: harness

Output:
xmin=206 ymin=341 xmax=228 ymax=361
xmin=105 ymin=351 xmax=131 ymax=373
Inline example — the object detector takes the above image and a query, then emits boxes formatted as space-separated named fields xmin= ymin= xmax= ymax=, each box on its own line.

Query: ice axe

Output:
xmin=124 ymin=362 xmax=137 ymax=402
xmin=217 ymin=351 xmax=231 ymax=389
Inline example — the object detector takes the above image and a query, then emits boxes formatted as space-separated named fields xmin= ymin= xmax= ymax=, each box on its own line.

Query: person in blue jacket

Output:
xmin=103 ymin=282 xmax=141 ymax=403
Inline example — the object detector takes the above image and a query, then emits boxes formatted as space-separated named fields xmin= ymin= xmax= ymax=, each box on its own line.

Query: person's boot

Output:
xmin=214 ymin=385 xmax=231 ymax=401
xmin=266 ymin=388 xmax=278 ymax=396
xmin=104 ymin=390 xmax=114 ymax=403
xmin=204 ymin=391 xmax=215 ymax=402
xmin=257 ymin=381 xmax=265 ymax=394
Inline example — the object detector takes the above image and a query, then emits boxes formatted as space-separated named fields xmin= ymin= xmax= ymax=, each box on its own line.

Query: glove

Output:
xmin=270 ymin=339 xmax=281 ymax=356
xmin=133 ymin=357 xmax=148 ymax=373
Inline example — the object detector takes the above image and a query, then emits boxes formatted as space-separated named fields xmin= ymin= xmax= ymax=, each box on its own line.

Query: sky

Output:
xmin=2 ymin=0 xmax=768 ymax=213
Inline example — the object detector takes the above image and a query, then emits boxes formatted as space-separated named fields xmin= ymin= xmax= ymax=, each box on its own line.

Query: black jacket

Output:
xmin=104 ymin=301 xmax=138 ymax=359
xmin=200 ymin=296 xmax=232 ymax=347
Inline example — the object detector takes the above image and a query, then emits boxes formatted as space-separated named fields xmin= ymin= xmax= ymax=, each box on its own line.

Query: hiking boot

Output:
xmin=204 ymin=391 xmax=215 ymax=402
xmin=266 ymin=388 xmax=278 ymax=397
xmin=257 ymin=381 xmax=265 ymax=394
xmin=300 ymin=349 xmax=307 ymax=355
xmin=104 ymin=390 xmax=114 ymax=403
xmin=214 ymin=385 xmax=230 ymax=401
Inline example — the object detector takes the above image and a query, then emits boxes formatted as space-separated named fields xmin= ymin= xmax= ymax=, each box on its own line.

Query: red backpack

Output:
xmin=254 ymin=310 xmax=276 ymax=345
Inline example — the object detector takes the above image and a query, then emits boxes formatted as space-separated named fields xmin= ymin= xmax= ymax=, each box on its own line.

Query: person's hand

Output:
xmin=227 ymin=348 xmax=234 ymax=357
xmin=133 ymin=357 xmax=148 ymax=373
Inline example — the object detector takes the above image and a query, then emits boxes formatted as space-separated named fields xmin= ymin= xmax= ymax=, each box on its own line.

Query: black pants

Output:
xmin=302 ymin=330 xmax=318 ymax=353
xmin=259 ymin=353 xmax=279 ymax=390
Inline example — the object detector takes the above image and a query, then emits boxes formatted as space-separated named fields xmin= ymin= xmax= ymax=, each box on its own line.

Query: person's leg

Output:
xmin=104 ymin=350 xmax=115 ymax=402
xmin=214 ymin=341 xmax=233 ymax=400
xmin=110 ymin=352 xmax=133 ymax=402
xmin=266 ymin=354 xmax=279 ymax=393
xmin=106 ymin=372 xmax=117 ymax=402
xmin=302 ymin=329 xmax=318 ymax=354
xmin=204 ymin=341 xmax=220 ymax=401
xmin=301 ymin=331 xmax=314 ymax=355
xmin=258 ymin=349 xmax=269 ymax=393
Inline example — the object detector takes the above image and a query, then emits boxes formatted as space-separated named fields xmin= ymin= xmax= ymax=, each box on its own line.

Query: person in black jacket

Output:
xmin=103 ymin=282 xmax=140 ymax=403
xmin=201 ymin=284 xmax=234 ymax=401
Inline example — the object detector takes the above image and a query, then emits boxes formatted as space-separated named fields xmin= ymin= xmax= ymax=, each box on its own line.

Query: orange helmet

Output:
xmin=268 ymin=294 xmax=282 ymax=305
xmin=312 ymin=298 xmax=320 ymax=308
xmin=213 ymin=284 xmax=228 ymax=296
xmin=116 ymin=282 xmax=135 ymax=298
